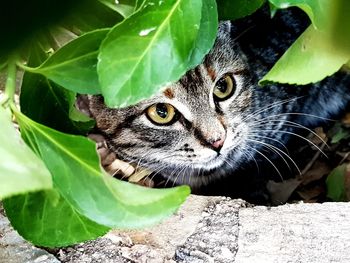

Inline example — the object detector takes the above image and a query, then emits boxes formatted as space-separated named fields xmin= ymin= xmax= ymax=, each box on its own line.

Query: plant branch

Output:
xmin=5 ymin=59 xmax=17 ymax=101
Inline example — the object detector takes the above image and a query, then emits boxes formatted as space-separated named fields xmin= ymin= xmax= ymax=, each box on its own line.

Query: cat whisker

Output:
xmin=246 ymin=137 xmax=301 ymax=175
xmin=242 ymin=96 xmax=303 ymax=122
xmin=251 ymin=119 xmax=329 ymax=147
xmin=245 ymin=133 xmax=290 ymax=154
xmin=165 ymin=165 xmax=184 ymax=188
xmin=240 ymin=145 xmax=260 ymax=173
xmin=247 ymin=138 xmax=292 ymax=173
xmin=257 ymin=112 xmax=334 ymax=122
xmin=249 ymin=147 xmax=284 ymax=181
xmin=250 ymin=129 xmax=328 ymax=158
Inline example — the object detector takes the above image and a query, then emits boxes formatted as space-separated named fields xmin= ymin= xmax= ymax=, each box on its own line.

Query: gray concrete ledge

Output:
xmin=1 ymin=196 xmax=350 ymax=263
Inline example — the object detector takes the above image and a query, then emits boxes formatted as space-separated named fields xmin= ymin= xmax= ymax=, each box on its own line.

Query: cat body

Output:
xmin=87 ymin=8 xmax=350 ymax=202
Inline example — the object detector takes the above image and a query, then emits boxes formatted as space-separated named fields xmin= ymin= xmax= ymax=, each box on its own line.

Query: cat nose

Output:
xmin=211 ymin=137 xmax=225 ymax=151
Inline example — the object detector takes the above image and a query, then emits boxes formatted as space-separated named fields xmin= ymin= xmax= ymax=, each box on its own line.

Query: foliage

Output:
xmin=326 ymin=164 xmax=349 ymax=202
xmin=0 ymin=0 xmax=349 ymax=247
xmin=261 ymin=0 xmax=350 ymax=84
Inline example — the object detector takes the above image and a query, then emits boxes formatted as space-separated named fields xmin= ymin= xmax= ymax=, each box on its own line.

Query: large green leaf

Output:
xmin=268 ymin=0 xmax=327 ymax=29
xmin=0 ymin=107 xmax=52 ymax=200
xmin=20 ymin=38 xmax=94 ymax=134
xmin=187 ymin=0 xmax=218 ymax=69
xmin=98 ymin=0 xmax=136 ymax=18
xmin=260 ymin=25 xmax=348 ymax=85
xmin=216 ymin=0 xmax=265 ymax=20
xmin=24 ymin=29 xmax=110 ymax=94
xmin=14 ymin=110 xmax=190 ymax=228
xmin=98 ymin=0 xmax=206 ymax=107
xmin=264 ymin=0 xmax=350 ymax=84
xmin=3 ymin=189 xmax=109 ymax=247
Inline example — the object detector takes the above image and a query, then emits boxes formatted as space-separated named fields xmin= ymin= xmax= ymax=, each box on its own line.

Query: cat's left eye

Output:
xmin=213 ymin=75 xmax=236 ymax=101
xmin=146 ymin=103 xmax=177 ymax=125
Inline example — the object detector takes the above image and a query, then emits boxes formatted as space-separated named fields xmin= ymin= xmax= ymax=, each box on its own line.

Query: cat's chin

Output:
xmin=154 ymin=150 xmax=246 ymax=187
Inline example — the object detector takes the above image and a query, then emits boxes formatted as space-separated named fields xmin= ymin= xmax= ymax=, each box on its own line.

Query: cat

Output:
xmin=84 ymin=7 xmax=350 ymax=203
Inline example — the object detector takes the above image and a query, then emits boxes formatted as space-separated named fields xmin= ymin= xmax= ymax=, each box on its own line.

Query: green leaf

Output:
xmin=62 ymin=0 xmax=123 ymax=34
xmin=268 ymin=0 xmax=328 ymax=30
xmin=0 ymin=107 xmax=52 ymax=200
xmin=216 ymin=0 xmax=265 ymax=20
xmin=187 ymin=0 xmax=218 ymax=69
xmin=328 ymin=0 xmax=350 ymax=57
xmin=98 ymin=0 xmax=136 ymax=18
xmin=331 ymin=127 xmax=350 ymax=144
xmin=98 ymin=0 xmax=206 ymax=107
xmin=14 ymin=110 xmax=190 ymax=228
xmin=20 ymin=39 xmax=94 ymax=134
xmin=3 ymin=189 xmax=109 ymax=247
xmin=326 ymin=164 xmax=347 ymax=201
xmin=25 ymin=29 xmax=110 ymax=94
xmin=260 ymin=26 xmax=349 ymax=85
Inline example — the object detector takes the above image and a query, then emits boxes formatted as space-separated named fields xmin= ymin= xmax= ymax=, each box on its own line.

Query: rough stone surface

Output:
xmin=175 ymin=198 xmax=246 ymax=263
xmin=235 ymin=202 xmax=350 ymax=263
xmin=54 ymin=195 xmax=214 ymax=263
xmin=0 ymin=206 xmax=60 ymax=263
xmin=1 ymin=196 xmax=350 ymax=262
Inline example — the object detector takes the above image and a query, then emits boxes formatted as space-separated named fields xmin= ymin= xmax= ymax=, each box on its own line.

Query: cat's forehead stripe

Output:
xmin=206 ymin=66 xmax=216 ymax=81
xmin=163 ymin=88 xmax=174 ymax=99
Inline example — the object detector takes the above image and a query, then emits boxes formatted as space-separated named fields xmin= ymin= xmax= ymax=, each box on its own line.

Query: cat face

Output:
xmin=88 ymin=22 xmax=279 ymax=186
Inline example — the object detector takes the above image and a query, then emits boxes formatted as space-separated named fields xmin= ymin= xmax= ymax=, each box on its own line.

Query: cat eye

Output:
xmin=213 ymin=75 xmax=236 ymax=101
xmin=146 ymin=103 xmax=177 ymax=125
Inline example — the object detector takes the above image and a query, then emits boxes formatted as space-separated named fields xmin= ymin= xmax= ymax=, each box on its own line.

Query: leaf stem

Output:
xmin=5 ymin=59 xmax=17 ymax=101
xmin=16 ymin=61 xmax=37 ymax=72
xmin=1 ymin=57 xmax=17 ymax=107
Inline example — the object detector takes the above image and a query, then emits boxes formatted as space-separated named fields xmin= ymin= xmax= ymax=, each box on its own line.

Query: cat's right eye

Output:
xmin=146 ymin=103 xmax=177 ymax=125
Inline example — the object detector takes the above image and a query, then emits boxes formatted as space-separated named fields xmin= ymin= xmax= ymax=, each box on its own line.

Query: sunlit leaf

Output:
xmin=187 ymin=0 xmax=218 ymax=69
xmin=14 ymin=109 xmax=190 ymax=228
xmin=25 ymin=29 xmax=109 ymax=94
xmin=268 ymin=0 xmax=328 ymax=30
xmin=20 ymin=39 xmax=94 ymax=134
xmin=260 ymin=26 xmax=348 ymax=85
xmin=98 ymin=0 xmax=206 ymax=107
xmin=0 ymin=107 xmax=52 ymax=200
xmin=98 ymin=0 xmax=136 ymax=18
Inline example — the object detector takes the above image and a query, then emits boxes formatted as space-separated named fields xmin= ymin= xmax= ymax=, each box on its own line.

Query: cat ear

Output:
xmin=218 ymin=21 xmax=232 ymax=37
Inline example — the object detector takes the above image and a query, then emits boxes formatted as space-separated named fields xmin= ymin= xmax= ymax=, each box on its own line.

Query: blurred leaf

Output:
xmin=26 ymin=29 xmax=109 ymax=94
xmin=98 ymin=0 xmax=136 ymax=18
xmin=0 ymin=107 xmax=52 ymax=200
xmin=62 ymin=0 xmax=123 ymax=34
xmin=3 ymin=189 xmax=109 ymax=247
xmin=326 ymin=164 xmax=347 ymax=201
xmin=14 ymin=110 xmax=190 ymax=228
xmin=216 ymin=0 xmax=265 ymax=20
xmin=98 ymin=0 xmax=208 ymax=107
xmin=260 ymin=26 xmax=348 ymax=85
xmin=331 ymin=127 xmax=350 ymax=144
xmin=0 ymin=0 xmax=87 ymax=57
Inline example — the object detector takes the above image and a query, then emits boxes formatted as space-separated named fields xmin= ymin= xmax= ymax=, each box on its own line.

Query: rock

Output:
xmin=176 ymin=198 xmax=246 ymax=263
xmin=0 ymin=206 xmax=60 ymax=263
xmin=235 ymin=202 xmax=350 ymax=263
xmin=2 ymin=197 xmax=350 ymax=263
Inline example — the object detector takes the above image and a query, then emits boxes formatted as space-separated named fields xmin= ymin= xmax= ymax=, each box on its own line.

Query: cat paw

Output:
xmin=88 ymin=133 xmax=154 ymax=188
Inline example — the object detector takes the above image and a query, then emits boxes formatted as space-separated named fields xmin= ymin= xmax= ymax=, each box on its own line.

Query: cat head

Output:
xmin=88 ymin=22 xmax=258 ymax=186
